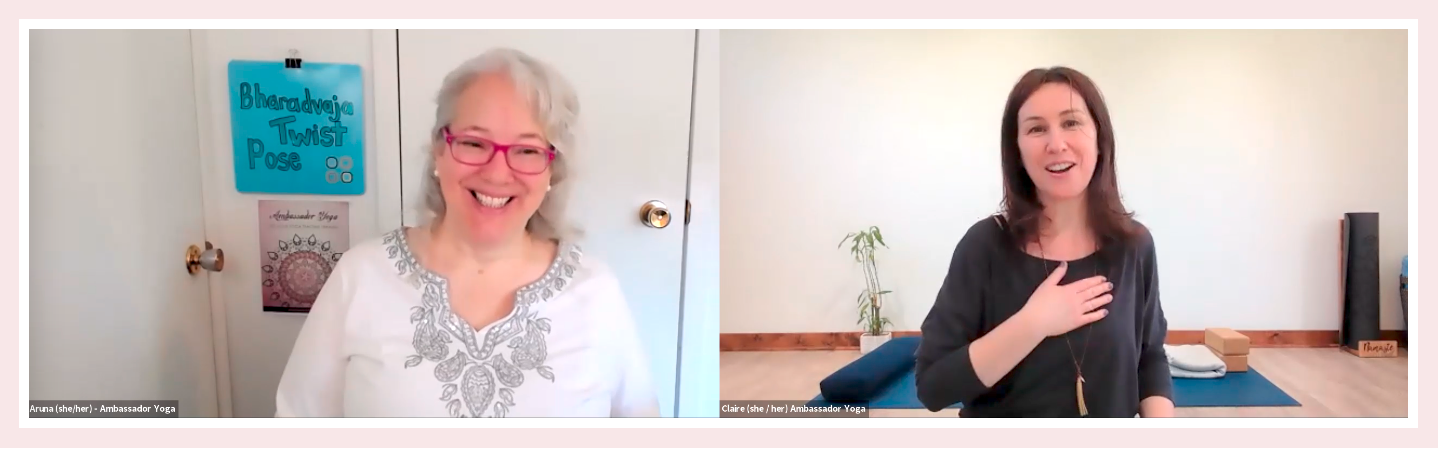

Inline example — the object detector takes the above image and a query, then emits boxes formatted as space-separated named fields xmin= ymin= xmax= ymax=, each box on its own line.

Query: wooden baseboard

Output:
xmin=719 ymin=330 xmax=1407 ymax=351
xmin=719 ymin=331 xmax=923 ymax=352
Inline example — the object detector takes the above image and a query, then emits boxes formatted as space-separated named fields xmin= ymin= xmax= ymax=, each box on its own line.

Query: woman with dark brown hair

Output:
xmin=914 ymin=67 xmax=1174 ymax=418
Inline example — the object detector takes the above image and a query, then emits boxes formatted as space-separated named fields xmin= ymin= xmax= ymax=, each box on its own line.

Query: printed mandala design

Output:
xmin=262 ymin=234 xmax=344 ymax=308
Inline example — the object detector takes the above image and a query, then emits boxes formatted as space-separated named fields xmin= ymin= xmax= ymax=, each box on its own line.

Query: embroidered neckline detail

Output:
xmin=382 ymin=227 xmax=582 ymax=418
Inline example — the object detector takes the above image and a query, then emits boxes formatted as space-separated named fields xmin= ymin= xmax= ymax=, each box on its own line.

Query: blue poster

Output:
xmin=228 ymin=60 xmax=365 ymax=195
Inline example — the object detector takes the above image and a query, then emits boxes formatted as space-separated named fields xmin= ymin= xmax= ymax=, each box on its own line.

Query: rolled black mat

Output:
xmin=1341 ymin=212 xmax=1381 ymax=350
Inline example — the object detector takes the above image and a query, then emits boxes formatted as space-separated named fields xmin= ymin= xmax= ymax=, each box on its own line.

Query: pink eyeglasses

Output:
xmin=442 ymin=127 xmax=557 ymax=175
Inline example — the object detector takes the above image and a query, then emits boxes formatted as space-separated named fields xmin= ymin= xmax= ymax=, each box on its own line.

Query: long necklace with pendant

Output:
xmin=1040 ymin=240 xmax=1095 ymax=417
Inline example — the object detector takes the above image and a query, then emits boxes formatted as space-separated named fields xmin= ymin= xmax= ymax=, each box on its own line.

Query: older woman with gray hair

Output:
xmin=275 ymin=48 xmax=659 ymax=418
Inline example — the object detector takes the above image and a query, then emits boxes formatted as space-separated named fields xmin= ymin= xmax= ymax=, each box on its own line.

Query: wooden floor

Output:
xmin=720 ymin=348 xmax=1408 ymax=417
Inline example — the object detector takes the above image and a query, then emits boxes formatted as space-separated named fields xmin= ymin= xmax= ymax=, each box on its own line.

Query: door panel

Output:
xmin=29 ymin=29 xmax=220 ymax=417
xmin=677 ymin=29 xmax=721 ymax=418
xmin=190 ymin=29 xmax=386 ymax=418
xmin=397 ymin=30 xmax=695 ymax=417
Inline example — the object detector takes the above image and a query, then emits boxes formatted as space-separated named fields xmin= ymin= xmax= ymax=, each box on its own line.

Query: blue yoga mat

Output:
xmin=1170 ymin=371 xmax=1300 ymax=407
xmin=808 ymin=368 xmax=1299 ymax=409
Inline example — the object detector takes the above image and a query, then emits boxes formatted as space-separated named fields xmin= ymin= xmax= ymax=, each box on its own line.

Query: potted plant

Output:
xmin=839 ymin=226 xmax=893 ymax=354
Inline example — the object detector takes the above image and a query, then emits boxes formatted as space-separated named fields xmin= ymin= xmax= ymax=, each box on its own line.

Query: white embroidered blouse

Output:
xmin=274 ymin=228 xmax=661 ymax=418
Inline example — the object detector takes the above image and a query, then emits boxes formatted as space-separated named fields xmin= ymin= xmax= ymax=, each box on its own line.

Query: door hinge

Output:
xmin=684 ymin=200 xmax=691 ymax=225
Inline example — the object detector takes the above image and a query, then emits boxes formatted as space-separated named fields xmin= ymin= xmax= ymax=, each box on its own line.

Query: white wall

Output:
xmin=720 ymin=29 xmax=1409 ymax=333
xmin=192 ymin=30 xmax=386 ymax=417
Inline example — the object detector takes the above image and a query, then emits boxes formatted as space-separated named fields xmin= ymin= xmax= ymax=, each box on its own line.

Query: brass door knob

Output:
xmin=639 ymin=200 xmax=671 ymax=229
xmin=185 ymin=242 xmax=225 ymax=274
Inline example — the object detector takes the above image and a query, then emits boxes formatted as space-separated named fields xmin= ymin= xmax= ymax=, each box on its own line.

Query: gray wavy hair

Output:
xmin=420 ymin=48 xmax=580 ymax=241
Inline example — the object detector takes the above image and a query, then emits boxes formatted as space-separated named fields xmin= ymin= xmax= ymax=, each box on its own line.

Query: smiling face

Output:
xmin=1015 ymin=82 xmax=1100 ymax=204
xmin=434 ymin=73 xmax=553 ymax=245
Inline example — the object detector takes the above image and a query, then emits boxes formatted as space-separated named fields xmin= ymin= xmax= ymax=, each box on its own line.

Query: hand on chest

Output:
xmin=994 ymin=265 xmax=1140 ymax=337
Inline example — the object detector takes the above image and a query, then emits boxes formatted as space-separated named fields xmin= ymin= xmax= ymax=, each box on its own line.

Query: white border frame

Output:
xmin=16 ymin=19 xmax=1421 ymax=431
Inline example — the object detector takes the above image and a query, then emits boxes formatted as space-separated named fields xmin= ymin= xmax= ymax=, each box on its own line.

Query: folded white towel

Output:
xmin=1163 ymin=344 xmax=1227 ymax=378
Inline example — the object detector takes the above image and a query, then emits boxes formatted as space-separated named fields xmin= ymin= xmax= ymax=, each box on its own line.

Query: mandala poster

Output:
xmin=257 ymin=200 xmax=350 ymax=313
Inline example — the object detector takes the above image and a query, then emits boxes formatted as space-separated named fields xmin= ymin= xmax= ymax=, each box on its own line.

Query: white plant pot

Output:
xmin=859 ymin=332 xmax=892 ymax=355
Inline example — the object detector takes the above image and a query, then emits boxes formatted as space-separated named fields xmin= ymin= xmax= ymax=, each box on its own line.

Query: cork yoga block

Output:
xmin=1205 ymin=328 xmax=1250 ymax=355
xmin=1207 ymin=346 xmax=1249 ymax=372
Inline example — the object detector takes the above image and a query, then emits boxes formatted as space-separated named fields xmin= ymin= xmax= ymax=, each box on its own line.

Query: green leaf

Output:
xmin=844 ymin=227 xmax=894 ymax=331
xmin=837 ymin=233 xmax=855 ymax=249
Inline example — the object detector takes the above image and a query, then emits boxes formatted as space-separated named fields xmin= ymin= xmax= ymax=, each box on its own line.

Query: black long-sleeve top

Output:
xmin=914 ymin=216 xmax=1172 ymax=418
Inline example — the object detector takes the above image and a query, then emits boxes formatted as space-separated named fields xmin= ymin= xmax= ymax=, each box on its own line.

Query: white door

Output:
xmin=188 ymin=29 xmax=387 ymax=418
xmin=29 ymin=29 xmax=223 ymax=417
xmin=396 ymin=30 xmax=696 ymax=417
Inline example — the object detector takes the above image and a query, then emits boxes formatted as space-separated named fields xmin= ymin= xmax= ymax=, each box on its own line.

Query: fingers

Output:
xmin=1044 ymin=261 xmax=1069 ymax=285
xmin=1079 ymin=308 xmax=1110 ymax=326
xmin=1083 ymin=294 xmax=1113 ymax=312
xmin=1065 ymin=275 xmax=1109 ymax=293
xmin=1074 ymin=295 xmax=1113 ymax=329
xmin=1076 ymin=280 xmax=1114 ymax=300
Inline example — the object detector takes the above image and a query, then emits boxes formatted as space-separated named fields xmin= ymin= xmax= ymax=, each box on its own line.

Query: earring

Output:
xmin=433 ymin=170 xmax=439 ymax=177
xmin=547 ymin=185 xmax=552 ymax=192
